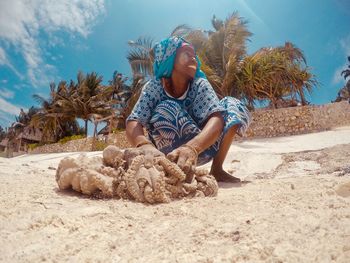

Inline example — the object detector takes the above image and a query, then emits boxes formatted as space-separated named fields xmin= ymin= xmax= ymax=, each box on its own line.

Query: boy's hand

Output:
xmin=167 ymin=145 xmax=197 ymax=173
xmin=139 ymin=143 xmax=165 ymax=157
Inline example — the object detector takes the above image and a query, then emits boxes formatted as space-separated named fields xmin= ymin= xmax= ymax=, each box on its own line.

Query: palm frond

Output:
xmin=32 ymin=94 xmax=51 ymax=108
xmin=127 ymin=36 xmax=154 ymax=51
xmin=341 ymin=69 xmax=350 ymax=80
xmin=170 ymin=24 xmax=193 ymax=37
xmin=211 ymin=15 xmax=224 ymax=31
xmin=184 ymin=30 xmax=208 ymax=51
xmin=277 ymin=42 xmax=307 ymax=65
xmin=223 ymin=12 xmax=252 ymax=64
xmin=127 ymin=49 xmax=154 ymax=76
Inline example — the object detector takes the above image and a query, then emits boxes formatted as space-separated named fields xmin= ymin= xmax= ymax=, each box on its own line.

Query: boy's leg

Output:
xmin=210 ymin=124 xmax=240 ymax=183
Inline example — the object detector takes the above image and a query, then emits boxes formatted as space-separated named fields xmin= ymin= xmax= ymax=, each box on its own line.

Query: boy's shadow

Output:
xmin=218 ymin=180 xmax=251 ymax=188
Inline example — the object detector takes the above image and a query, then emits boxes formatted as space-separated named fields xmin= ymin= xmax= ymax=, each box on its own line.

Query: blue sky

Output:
xmin=0 ymin=0 xmax=349 ymax=128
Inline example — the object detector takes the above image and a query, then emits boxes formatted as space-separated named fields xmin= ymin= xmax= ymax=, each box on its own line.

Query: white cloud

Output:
xmin=0 ymin=96 xmax=24 ymax=116
xmin=0 ymin=47 xmax=7 ymax=64
xmin=333 ymin=66 xmax=345 ymax=85
xmin=0 ymin=88 xmax=15 ymax=99
xmin=332 ymin=35 xmax=350 ymax=85
xmin=340 ymin=35 xmax=350 ymax=55
xmin=0 ymin=111 xmax=14 ymax=128
xmin=0 ymin=46 xmax=21 ymax=77
xmin=0 ymin=0 xmax=105 ymax=88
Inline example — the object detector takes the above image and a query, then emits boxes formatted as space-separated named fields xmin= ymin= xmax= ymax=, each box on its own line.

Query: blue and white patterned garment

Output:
xmin=127 ymin=78 xmax=251 ymax=165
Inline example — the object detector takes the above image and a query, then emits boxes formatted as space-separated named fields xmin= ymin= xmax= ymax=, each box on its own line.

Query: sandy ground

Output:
xmin=1 ymin=127 xmax=350 ymax=263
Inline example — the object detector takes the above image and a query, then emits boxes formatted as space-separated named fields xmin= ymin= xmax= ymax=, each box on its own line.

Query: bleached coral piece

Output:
xmin=183 ymin=179 xmax=198 ymax=194
xmin=157 ymin=157 xmax=186 ymax=181
xmin=56 ymin=147 xmax=219 ymax=203
xmin=144 ymin=185 xmax=155 ymax=203
xmin=103 ymin=145 xmax=125 ymax=169
xmin=57 ymin=167 xmax=115 ymax=197
xmin=55 ymin=157 xmax=79 ymax=183
xmin=56 ymin=156 xmax=115 ymax=197
xmin=98 ymin=166 xmax=124 ymax=179
xmin=124 ymin=148 xmax=143 ymax=168
xmin=196 ymin=174 xmax=218 ymax=197
xmin=125 ymin=155 xmax=146 ymax=202
xmin=149 ymin=166 xmax=169 ymax=203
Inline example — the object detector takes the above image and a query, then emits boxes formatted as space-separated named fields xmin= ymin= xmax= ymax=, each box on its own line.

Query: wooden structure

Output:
xmin=0 ymin=123 xmax=48 ymax=157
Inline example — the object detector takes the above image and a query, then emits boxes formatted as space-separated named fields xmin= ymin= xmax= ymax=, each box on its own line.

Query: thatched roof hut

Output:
xmin=17 ymin=126 xmax=44 ymax=142
xmin=0 ymin=138 xmax=8 ymax=151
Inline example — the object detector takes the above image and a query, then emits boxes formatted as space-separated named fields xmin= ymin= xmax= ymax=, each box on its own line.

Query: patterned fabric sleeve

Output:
xmin=126 ymin=80 xmax=162 ymax=129
xmin=191 ymin=78 xmax=225 ymax=126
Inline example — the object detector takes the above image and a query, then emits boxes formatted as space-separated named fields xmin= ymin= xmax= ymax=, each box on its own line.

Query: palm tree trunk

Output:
xmin=270 ymin=96 xmax=277 ymax=109
xmin=84 ymin=119 xmax=88 ymax=136
xmin=93 ymin=122 xmax=98 ymax=138
xmin=299 ymin=88 xmax=307 ymax=105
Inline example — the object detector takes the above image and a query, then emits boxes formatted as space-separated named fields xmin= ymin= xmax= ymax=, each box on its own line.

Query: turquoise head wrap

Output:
xmin=153 ymin=36 xmax=206 ymax=80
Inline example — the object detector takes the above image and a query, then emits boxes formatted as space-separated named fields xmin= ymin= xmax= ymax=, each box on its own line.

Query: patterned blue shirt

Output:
xmin=127 ymin=77 xmax=225 ymax=130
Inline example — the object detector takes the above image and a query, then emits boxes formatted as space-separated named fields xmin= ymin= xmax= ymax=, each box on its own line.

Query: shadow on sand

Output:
xmin=218 ymin=180 xmax=251 ymax=189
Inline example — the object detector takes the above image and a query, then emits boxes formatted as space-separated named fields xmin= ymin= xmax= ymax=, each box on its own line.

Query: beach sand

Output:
xmin=1 ymin=127 xmax=350 ymax=262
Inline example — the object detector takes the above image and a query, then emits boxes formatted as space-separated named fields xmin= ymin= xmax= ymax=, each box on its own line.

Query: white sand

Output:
xmin=1 ymin=127 xmax=350 ymax=262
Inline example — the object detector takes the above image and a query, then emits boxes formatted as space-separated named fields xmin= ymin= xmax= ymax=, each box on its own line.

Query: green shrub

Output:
xmin=93 ymin=140 xmax=108 ymax=151
xmin=58 ymin=134 xmax=86 ymax=144
xmin=111 ymin=127 xmax=125 ymax=134
xmin=28 ymin=143 xmax=39 ymax=151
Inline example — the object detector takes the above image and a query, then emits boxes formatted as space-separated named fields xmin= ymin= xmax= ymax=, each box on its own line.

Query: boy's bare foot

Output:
xmin=210 ymin=168 xmax=241 ymax=183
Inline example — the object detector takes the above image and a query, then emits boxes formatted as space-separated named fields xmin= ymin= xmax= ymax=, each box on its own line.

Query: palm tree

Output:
xmin=277 ymin=42 xmax=306 ymax=64
xmin=120 ymin=74 xmax=147 ymax=123
xmin=11 ymin=107 xmax=40 ymax=142
xmin=341 ymin=56 xmax=350 ymax=80
xmin=109 ymin=71 xmax=131 ymax=103
xmin=107 ymin=71 xmax=134 ymax=129
xmin=15 ymin=107 xmax=38 ymax=126
xmin=127 ymin=37 xmax=155 ymax=77
xmin=334 ymin=56 xmax=350 ymax=102
xmin=68 ymin=71 xmax=115 ymax=136
xmin=287 ymin=64 xmax=317 ymax=105
xmin=235 ymin=50 xmax=287 ymax=108
xmin=0 ymin=125 xmax=5 ymax=141
xmin=277 ymin=42 xmax=317 ymax=105
xmin=236 ymin=44 xmax=317 ymax=108
xmin=190 ymin=13 xmax=252 ymax=98
xmin=31 ymin=82 xmax=79 ymax=141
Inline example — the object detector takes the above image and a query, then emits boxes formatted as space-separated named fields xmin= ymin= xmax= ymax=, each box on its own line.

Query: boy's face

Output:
xmin=173 ymin=43 xmax=197 ymax=79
